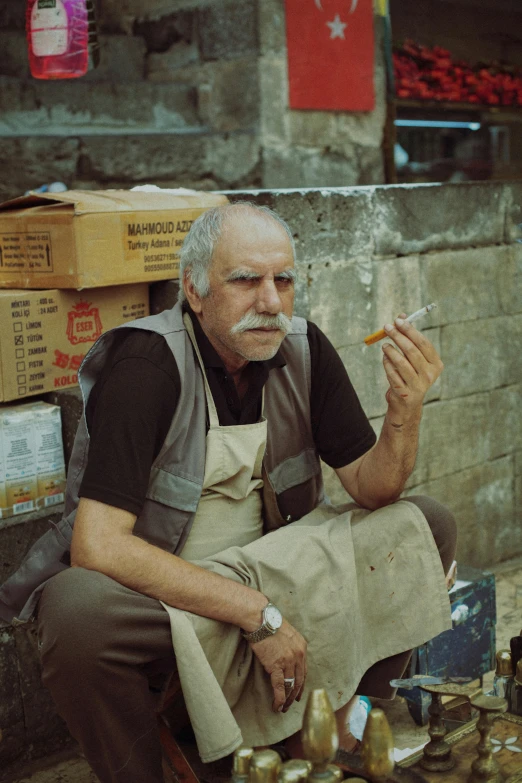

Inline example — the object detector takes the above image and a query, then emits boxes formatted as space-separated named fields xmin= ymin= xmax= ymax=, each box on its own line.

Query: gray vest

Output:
xmin=0 ymin=303 xmax=324 ymax=624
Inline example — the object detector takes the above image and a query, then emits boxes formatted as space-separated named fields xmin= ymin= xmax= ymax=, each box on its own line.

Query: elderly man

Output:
xmin=0 ymin=203 xmax=456 ymax=783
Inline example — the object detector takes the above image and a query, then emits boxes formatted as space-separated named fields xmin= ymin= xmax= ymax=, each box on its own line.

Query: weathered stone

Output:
xmin=0 ymin=80 xmax=200 ymax=134
xmin=503 ymin=181 xmax=522 ymax=244
xmin=420 ymin=246 xmax=512 ymax=326
xmin=205 ymin=131 xmax=260 ymax=183
xmin=82 ymin=35 xmax=146 ymax=82
xmin=321 ymin=415 xmax=384 ymax=505
xmin=147 ymin=42 xmax=200 ymax=79
xmin=373 ymin=182 xmax=506 ymax=256
xmin=288 ymin=112 xmax=338 ymax=150
xmin=406 ymin=394 xmax=490 ymax=487
xmin=258 ymin=57 xmax=288 ymax=145
xmin=199 ymin=0 xmax=259 ymax=61
xmin=0 ymin=32 xmax=30 ymax=78
xmin=488 ymin=384 xmax=522 ymax=461
xmin=98 ymin=0 xmax=218 ymax=34
xmin=45 ymin=388 xmax=83 ymax=466
xmin=499 ymin=244 xmax=522 ymax=316
xmin=338 ymin=341 xmax=389 ymax=419
xmin=309 ymin=253 xmax=421 ymax=351
xmin=263 ymin=145 xmax=359 ymax=190
xmin=77 ymin=131 xmax=259 ymax=188
xmin=227 ymin=187 xmax=375 ymax=266
xmin=356 ymin=145 xmax=385 ymax=186
xmin=0 ymin=137 xmax=80 ymax=202
xmin=405 ymin=456 xmax=517 ymax=568
xmin=258 ymin=0 xmax=286 ymax=54
xmin=198 ymin=59 xmax=259 ymax=132
xmin=440 ymin=316 xmax=520 ymax=399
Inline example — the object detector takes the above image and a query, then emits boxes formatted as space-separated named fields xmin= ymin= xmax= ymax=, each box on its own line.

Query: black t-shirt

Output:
xmin=79 ymin=314 xmax=376 ymax=516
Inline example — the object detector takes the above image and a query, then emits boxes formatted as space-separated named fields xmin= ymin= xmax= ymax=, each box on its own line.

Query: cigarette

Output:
xmin=363 ymin=303 xmax=437 ymax=346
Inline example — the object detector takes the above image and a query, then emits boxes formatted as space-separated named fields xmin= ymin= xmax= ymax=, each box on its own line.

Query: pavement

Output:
xmin=5 ymin=556 xmax=522 ymax=783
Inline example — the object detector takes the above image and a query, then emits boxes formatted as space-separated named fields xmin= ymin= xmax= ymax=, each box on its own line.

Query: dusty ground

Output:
xmin=5 ymin=556 xmax=522 ymax=783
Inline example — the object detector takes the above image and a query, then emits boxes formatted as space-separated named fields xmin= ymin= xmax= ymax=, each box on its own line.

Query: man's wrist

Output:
xmin=240 ymin=594 xmax=270 ymax=634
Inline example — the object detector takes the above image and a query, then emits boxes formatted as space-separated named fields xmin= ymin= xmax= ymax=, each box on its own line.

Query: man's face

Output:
xmin=186 ymin=212 xmax=295 ymax=372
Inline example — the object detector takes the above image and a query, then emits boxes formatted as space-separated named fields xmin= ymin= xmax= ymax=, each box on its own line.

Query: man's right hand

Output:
xmin=249 ymin=619 xmax=307 ymax=713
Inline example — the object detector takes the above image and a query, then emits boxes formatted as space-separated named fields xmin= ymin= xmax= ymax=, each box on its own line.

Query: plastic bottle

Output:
xmin=511 ymin=659 xmax=522 ymax=716
xmin=26 ymin=0 xmax=88 ymax=79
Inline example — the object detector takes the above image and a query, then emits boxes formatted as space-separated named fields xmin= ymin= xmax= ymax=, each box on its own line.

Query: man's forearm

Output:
xmin=71 ymin=499 xmax=268 ymax=633
xmin=352 ymin=408 xmax=422 ymax=509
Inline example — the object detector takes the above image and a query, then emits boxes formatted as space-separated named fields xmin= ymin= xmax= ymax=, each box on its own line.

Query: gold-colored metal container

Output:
xmin=248 ymin=750 xmax=282 ymax=783
xmin=278 ymin=759 xmax=312 ymax=783
xmin=361 ymin=708 xmax=395 ymax=783
xmin=233 ymin=747 xmax=254 ymax=782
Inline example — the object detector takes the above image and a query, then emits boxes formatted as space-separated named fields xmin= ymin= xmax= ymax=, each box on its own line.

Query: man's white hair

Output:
xmin=178 ymin=201 xmax=296 ymax=304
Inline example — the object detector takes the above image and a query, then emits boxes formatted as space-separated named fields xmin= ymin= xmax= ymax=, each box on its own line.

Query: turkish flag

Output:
xmin=285 ymin=0 xmax=375 ymax=111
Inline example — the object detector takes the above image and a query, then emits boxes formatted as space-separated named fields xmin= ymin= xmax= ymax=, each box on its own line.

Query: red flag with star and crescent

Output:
xmin=285 ymin=0 xmax=375 ymax=111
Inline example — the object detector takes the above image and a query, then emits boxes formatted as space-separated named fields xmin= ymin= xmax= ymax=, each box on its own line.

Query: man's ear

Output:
xmin=183 ymin=269 xmax=203 ymax=314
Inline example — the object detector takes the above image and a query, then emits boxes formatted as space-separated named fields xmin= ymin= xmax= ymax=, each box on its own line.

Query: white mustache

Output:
xmin=230 ymin=311 xmax=292 ymax=335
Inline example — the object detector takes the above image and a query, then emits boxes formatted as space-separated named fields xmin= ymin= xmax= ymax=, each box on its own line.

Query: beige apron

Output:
xmin=161 ymin=319 xmax=452 ymax=763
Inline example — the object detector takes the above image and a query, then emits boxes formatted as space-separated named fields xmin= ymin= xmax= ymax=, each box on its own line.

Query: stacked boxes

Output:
xmin=0 ymin=188 xmax=227 ymax=519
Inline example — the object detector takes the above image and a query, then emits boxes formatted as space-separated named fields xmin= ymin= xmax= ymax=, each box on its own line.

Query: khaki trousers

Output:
xmin=37 ymin=496 xmax=456 ymax=783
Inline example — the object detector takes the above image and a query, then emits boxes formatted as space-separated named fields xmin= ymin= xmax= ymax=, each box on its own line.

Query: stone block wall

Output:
xmin=0 ymin=0 xmax=386 ymax=200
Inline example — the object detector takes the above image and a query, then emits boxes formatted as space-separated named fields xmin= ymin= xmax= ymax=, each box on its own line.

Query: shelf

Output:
xmin=0 ymin=502 xmax=64 ymax=532
xmin=395 ymin=98 xmax=522 ymax=119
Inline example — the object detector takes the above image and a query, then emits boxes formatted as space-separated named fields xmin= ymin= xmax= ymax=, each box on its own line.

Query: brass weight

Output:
xmin=360 ymin=708 xmax=395 ymax=783
xmin=249 ymin=750 xmax=282 ymax=783
xmin=467 ymin=693 xmax=508 ymax=783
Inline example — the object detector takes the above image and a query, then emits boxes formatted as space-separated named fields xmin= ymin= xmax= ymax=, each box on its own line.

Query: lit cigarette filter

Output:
xmin=363 ymin=303 xmax=437 ymax=346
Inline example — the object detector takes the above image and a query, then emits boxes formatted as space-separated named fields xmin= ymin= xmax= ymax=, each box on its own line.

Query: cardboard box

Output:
xmin=0 ymin=401 xmax=66 ymax=519
xmin=0 ymin=189 xmax=228 ymax=289
xmin=0 ymin=284 xmax=149 ymax=402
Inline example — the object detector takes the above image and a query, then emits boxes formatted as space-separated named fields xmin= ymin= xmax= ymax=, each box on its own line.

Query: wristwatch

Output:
xmin=242 ymin=602 xmax=283 ymax=643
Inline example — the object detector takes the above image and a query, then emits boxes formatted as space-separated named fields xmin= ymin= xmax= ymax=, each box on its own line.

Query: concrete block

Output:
xmin=338 ymin=341 xmax=389 ymax=420
xmin=199 ymin=0 xmax=259 ymax=61
xmin=309 ymin=252 xmax=421 ymax=351
xmin=516 ymin=450 xmax=522 ymax=477
xmin=0 ymin=31 xmax=30 ymax=78
xmin=440 ymin=316 xmax=520 ymax=399
xmin=82 ymin=35 xmax=146 ymax=82
xmin=488 ymin=384 xmax=522 ymax=461
xmin=263 ymin=145 xmax=359 ymax=190
xmin=0 ymin=80 xmax=200 ymax=134
xmin=405 ymin=456 xmax=517 ymax=568
xmin=0 ymin=137 xmax=80 ymax=203
xmin=77 ymin=133 xmax=207 ymax=182
xmin=356 ymin=145 xmax=385 ymax=186
xmin=147 ymin=42 xmax=200 ymax=79
xmin=420 ymin=246 xmax=512 ymax=326
xmin=198 ymin=59 xmax=259 ymax=132
xmin=503 ymin=181 xmax=522 ymax=244
xmin=226 ymin=188 xmax=375 ymax=265
xmin=258 ymin=57 xmax=288 ymax=145
xmin=373 ymin=182 xmax=505 ymax=256
xmin=499 ymin=244 xmax=522 ymax=316
xmin=205 ymin=131 xmax=260 ymax=183
xmin=407 ymin=394 xmax=490 ymax=487
xmin=288 ymin=112 xmax=338 ymax=150
xmin=258 ymin=0 xmax=286 ymax=54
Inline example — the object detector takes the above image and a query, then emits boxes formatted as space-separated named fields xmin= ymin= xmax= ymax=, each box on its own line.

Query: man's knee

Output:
xmin=38 ymin=567 xmax=122 ymax=672
xmin=407 ymin=495 xmax=457 ymax=574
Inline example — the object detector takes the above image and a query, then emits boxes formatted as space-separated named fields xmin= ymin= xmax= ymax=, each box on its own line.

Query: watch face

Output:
xmin=265 ymin=604 xmax=283 ymax=631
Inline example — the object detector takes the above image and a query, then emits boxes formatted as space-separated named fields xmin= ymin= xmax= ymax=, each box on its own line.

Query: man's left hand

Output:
xmin=382 ymin=315 xmax=443 ymax=420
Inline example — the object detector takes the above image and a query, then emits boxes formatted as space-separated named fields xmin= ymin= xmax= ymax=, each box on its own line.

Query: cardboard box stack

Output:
xmin=0 ymin=188 xmax=227 ymax=520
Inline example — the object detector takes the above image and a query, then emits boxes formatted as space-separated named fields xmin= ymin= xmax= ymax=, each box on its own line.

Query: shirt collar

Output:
xmin=184 ymin=305 xmax=286 ymax=371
